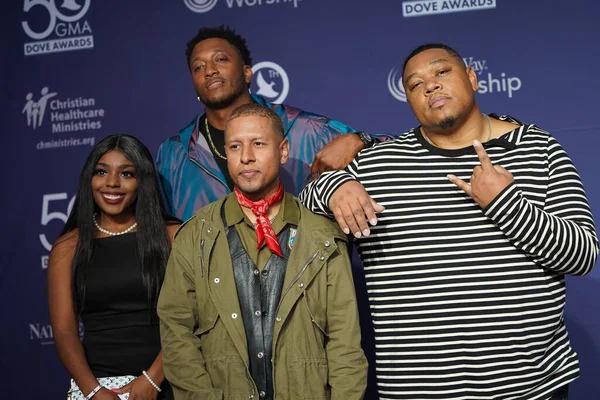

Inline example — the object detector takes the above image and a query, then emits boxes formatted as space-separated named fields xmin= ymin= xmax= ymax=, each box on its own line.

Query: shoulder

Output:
xmin=295 ymin=199 xmax=347 ymax=241
xmin=174 ymin=198 xmax=226 ymax=239
xmin=49 ymin=230 xmax=78 ymax=268
xmin=166 ymin=221 xmax=182 ymax=245
xmin=265 ymin=96 xmax=353 ymax=134
xmin=493 ymin=114 xmax=552 ymax=140
xmin=157 ymin=116 xmax=198 ymax=154
xmin=294 ymin=110 xmax=353 ymax=134
xmin=360 ymin=128 xmax=418 ymax=155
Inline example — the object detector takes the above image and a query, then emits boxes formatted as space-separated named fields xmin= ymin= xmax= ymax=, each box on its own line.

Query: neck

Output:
xmin=240 ymin=199 xmax=283 ymax=225
xmin=421 ymin=108 xmax=492 ymax=149
xmin=96 ymin=212 xmax=136 ymax=230
xmin=204 ymin=92 xmax=253 ymax=130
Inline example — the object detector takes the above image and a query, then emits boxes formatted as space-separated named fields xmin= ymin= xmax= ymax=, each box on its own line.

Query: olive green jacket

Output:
xmin=158 ymin=195 xmax=367 ymax=400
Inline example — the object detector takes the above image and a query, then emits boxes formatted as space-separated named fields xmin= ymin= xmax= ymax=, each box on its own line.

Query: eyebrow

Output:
xmin=404 ymin=58 xmax=451 ymax=83
xmin=190 ymin=49 xmax=229 ymax=65
xmin=96 ymin=162 xmax=136 ymax=169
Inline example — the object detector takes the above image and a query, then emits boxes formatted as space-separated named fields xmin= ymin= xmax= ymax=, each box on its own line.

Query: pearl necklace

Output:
xmin=421 ymin=113 xmax=492 ymax=146
xmin=93 ymin=214 xmax=137 ymax=236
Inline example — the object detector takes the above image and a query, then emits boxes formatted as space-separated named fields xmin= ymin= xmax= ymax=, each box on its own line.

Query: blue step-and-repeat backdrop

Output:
xmin=1 ymin=0 xmax=599 ymax=398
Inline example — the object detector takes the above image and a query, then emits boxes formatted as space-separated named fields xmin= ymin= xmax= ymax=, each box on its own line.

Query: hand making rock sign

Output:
xmin=447 ymin=140 xmax=514 ymax=208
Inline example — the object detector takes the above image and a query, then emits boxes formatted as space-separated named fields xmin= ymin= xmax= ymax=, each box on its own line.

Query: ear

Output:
xmin=243 ymin=65 xmax=253 ymax=86
xmin=279 ymin=139 xmax=289 ymax=165
xmin=467 ymin=66 xmax=479 ymax=92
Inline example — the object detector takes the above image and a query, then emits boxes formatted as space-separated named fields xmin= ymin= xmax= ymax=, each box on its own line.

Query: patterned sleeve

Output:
xmin=484 ymin=134 xmax=599 ymax=275
xmin=299 ymin=158 xmax=361 ymax=217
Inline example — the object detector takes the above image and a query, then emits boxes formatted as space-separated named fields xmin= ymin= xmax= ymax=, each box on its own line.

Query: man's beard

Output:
xmin=199 ymin=75 xmax=248 ymax=109
xmin=438 ymin=116 xmax=456 ymax=130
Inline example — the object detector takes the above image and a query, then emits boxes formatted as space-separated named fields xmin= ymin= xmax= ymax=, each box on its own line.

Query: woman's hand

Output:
xmin=113 ymin=376 xmax=159 ymax=400
xmin=93 ymin=388 xmax=120 ymax=399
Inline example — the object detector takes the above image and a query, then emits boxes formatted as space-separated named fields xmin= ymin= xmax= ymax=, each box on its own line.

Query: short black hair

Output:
xmin=185 ymin=25 xmax=252 ymax=69
xmin=402 ymin=43 xmax=465 ymax=76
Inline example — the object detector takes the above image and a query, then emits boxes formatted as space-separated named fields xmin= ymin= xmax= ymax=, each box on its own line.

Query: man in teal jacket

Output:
xmin=156 ymin=25 xmax=380 ymax=221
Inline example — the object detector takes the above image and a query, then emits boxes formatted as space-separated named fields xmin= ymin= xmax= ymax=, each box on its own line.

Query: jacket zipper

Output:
xmin=278 ymin=250 xmax=319 ymax=306
xmin=189 ymin=148 xmax=230 ymax=191
xmin=199 ymin=238 xmax=205 ymax=277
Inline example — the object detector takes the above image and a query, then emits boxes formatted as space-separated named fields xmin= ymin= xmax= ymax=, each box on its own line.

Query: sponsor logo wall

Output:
xmin=387 ymin=55 xmax=522 ymax=103
xmin=2 ymin=1 xmax=599 ymax=399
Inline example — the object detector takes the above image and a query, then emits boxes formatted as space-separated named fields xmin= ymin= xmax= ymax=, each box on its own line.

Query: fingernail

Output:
xmin=354 ymin=231 xmax=362 ymax=238
xmin=111 ymin=389 xmax=118 ymax=392
xmin=473 ymin=140 xmax=480 ymax=146
xmin=447 ymin=174 xmax=453 ymax=181
xmin=370 ymin=218 xmax=377 ymax=225
xmin=362 ymin=229 xmax=370 ymax=236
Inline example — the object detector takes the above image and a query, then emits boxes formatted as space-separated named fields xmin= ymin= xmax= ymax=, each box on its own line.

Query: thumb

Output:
xmin=113 ymin=382 xmax=132 ymax=394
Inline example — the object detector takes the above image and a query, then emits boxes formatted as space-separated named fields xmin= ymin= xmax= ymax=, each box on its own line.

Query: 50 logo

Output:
xmin=40 ymin=193 xmax=75 ymax=269
xmin=22 ymin=0 xmax=94 ymax=56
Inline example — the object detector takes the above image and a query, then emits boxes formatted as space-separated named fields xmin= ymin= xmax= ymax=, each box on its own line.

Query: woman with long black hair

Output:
xmin=48 ymin=134 xmax=180 ymax=400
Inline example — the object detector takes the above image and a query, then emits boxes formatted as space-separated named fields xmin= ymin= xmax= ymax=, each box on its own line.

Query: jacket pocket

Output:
xmin=194 ymin=296 xmax=219 ymax=336
xmin=290 ymin=356 xmax=330 ymax=400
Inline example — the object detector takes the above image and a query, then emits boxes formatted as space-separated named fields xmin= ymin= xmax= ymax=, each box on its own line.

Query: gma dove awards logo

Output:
xmin=22 ymin=0 xmax=94 ymax=56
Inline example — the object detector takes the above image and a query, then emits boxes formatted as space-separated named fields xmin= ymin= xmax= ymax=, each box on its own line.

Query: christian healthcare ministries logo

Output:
xmin=23 ymin=87 xmax=105 ymax=132
xmin=22 ymin=0 xmax=94 ymax=56
xmin=183 ymin=0 xmax=301 ymax=14
xmin=387 ymin=56 xmax=522 ymax=103
xmin=23 ymin=87 xmax=103 ymax=150
xmin=402 ymin=0 xmax=495 ymax=18
xmin=251 ymin=61 xmax=289 ymax=104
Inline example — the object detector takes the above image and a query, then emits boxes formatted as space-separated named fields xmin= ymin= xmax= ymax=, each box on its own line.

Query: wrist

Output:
xmin=142 ymin=370 xmax=162 ymax=392
xmin=85 ymin=384 xmax=102 ymax=399
xmin=354 ymin=131 xmax=374 ymax=149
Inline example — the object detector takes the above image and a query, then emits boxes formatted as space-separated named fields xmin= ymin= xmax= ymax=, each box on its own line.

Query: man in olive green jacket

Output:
xmin=157 ymin=103 xmax=367 ymax=400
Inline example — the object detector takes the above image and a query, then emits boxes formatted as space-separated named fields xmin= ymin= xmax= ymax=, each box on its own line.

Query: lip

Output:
xmin=429 ymin=95 xmax=450 ymax=109
xmin=100 ymin=192 xmax=126 ymax=204
xmin=240 ymin=170 xmax=259 ymax=179
xmin=205 ymin=78 xmax=225 ymax=90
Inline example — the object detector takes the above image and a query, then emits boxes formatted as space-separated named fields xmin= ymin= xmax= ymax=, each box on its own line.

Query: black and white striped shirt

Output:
xmin=299 ymin=115 xmax=598 ymax=400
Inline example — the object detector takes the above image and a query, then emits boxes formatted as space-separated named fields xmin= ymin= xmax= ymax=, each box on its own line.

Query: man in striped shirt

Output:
xmin=299 ymin=43 xmax=598 ymax=400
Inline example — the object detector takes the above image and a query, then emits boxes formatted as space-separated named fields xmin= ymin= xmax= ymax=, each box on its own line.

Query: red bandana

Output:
xmin=234 ymin=183 xmax=284 ymax=257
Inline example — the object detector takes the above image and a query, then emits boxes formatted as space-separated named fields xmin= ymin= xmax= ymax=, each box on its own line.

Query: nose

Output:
xmin=204 ymin=61 xmax=218 ymax=78
xmin=240 ymin=145 xmax=255 ymax=165
xmin=424 ymin=78 xmax=441 ymax=95
xmin=105 ymin=172 xmax=120 ymax=187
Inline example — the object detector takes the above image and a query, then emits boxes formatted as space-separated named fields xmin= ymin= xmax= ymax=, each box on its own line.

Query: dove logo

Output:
xmin=387 ymin=68 xmax=407 ymax=103
xmin=251 ymin=61 xmax=290 ymax=104
xmin=184 ymin=0 xmax=219 ymax=13
xmin=22 ymin=0 xmax=94 ymax=56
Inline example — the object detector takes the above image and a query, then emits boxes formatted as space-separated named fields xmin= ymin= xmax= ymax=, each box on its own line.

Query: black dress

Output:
xmin=78 ymin=232 xmax=172 ymax=398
